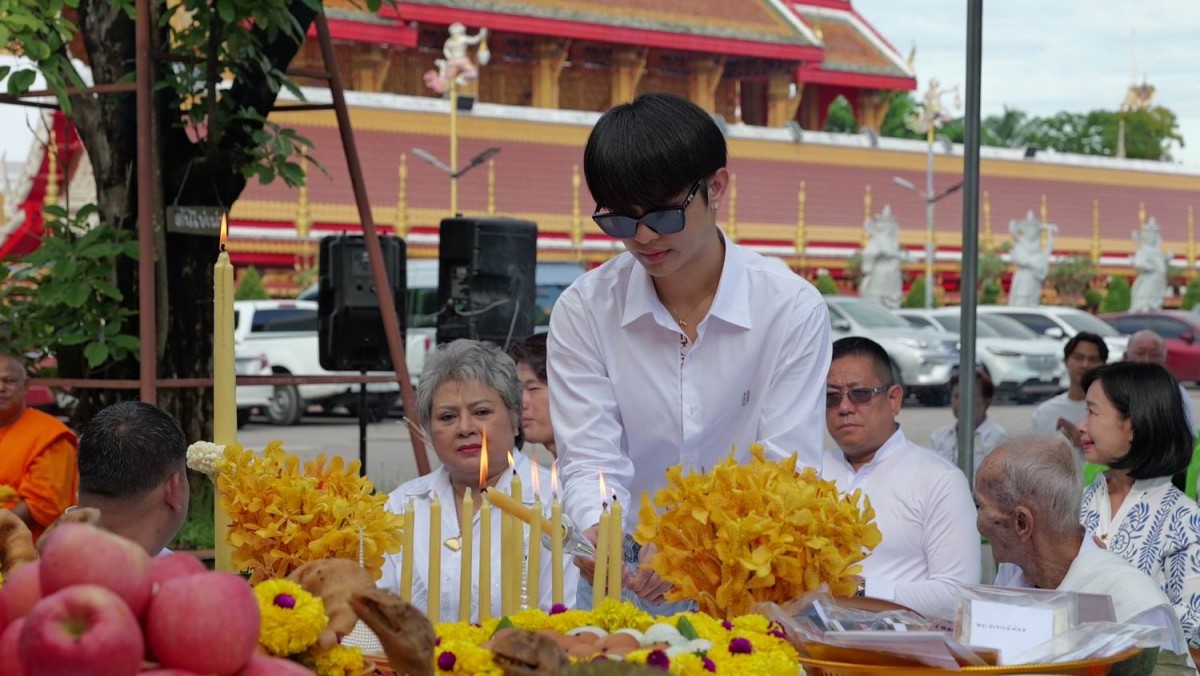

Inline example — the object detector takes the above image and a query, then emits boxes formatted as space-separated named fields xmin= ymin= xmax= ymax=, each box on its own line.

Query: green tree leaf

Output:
xmin=84 ymin=341 xmax=109 ymax=367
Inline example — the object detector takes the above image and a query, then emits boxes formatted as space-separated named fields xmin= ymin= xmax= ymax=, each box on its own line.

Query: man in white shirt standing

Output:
xmin=1030 ymin=332 xmax=1107 ymax=443
xmin=822 ymin=337 xmax=979 ymax=621
xmin=548 ymin=93 xmax=831 ymax=609
xmin=1123 ymin=329 xmax=1196 ymax=432
xmin=930 ymin=369 xmax=1007 ymax=472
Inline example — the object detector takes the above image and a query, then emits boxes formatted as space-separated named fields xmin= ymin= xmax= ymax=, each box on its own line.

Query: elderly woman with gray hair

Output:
xmin=378 ymin=339 xmax=578 ymax=622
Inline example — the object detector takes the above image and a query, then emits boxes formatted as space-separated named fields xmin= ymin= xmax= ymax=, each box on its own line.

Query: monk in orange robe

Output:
xmin=0 ymin=354 xmax=78 ymax=540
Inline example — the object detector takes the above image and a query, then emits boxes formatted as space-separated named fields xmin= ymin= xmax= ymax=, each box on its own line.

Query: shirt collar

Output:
xmin=620 ymin=235 xmax=752 ymax=330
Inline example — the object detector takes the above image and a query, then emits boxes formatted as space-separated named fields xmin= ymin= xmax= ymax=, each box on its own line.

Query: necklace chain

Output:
xmin=667 ymin=286 xmax=718 ymax=330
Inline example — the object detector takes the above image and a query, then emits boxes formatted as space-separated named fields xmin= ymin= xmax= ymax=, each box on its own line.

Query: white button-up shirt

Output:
xmin=822 ymin=427 xmax=981 ymax=620
xmin=378 ymin=452 xmax=579 ymax=623
xmin=548 ymin=241 xmax=830 ymax=531
xmin=929 ymin=417 xmax=1008 ymax=472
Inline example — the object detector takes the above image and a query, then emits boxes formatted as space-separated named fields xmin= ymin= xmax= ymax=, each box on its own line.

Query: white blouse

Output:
xmin=378 ymin=451 xmax=579 ymax=623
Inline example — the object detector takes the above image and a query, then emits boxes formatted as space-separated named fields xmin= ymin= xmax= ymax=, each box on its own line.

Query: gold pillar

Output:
xmin=1189 ymin=206 xmax=1196 ymax=277
xmin=394 ymin=154 xmax=408 ymax=238
xmin=352 ymin=45 xmax=391 ymax=92
xmin=1139 ymin=201 xmax=1147 ymax=226
xmin=766 ymin=71 xmax=800 ymax=128
xmin=610 ymin=47 xmax=647 ymax=106
xmin=294 ymin=154 xmax=312 ymax=270
xmin=982 ymin=191 xmax=993 ymax=251
xmin=688 ymin=56 xmax=725 ymax=113
xmin=861 ymin=185 xmax=872 ymax=246
xmin=487 ymin=159 xmax=496 ymax=215
xmin=1039 ymin=194 xmax=1048 ymax=249
xmin=795 ymin=181 xmax=807 ymax=273
xmin=1091 ymin=200 xmax=1101 ymax=264
xmin=857 ymin=90 xmax=892 ymax=134
xmin=571 ymin=165 xmax=583 ymax=259
xmin=725 ymin=173 xmax=738 ymax=243
xmin=44 ymin=128 xmax=59 ymax=212
xmin=532 ymin=39 xmax=569 ymax=109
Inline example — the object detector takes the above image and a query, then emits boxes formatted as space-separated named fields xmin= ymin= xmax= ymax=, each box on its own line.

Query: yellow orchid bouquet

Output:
xmin=213 ymin=441 xmax=404 ymax=583
xmin=635 ymin=444 xmax=882 ymax=618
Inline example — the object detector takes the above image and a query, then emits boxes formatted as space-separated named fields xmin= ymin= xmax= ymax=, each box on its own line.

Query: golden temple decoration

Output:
xmin=982 ymin=191 xmax=993 ymax=251
xmin=394 ymin=153 xmax=408 ymax=239
xmin=44 ymin=128 xmax=59 ymax=212
xmin=795 ymin=181 xmax=807 ymax=273
xmin=1188 ymin=206 xmax=1196 ymax=277
xmin=571 ymin=164 xmax=583 ymax=259
xmin=1091 ymin=200 xmax=1101 ymax=264
xmin=1039 ymin=194 xmax=1049 ymax=249
xmin=861 ymin=184 xmax=872 ymax=247
xmin=725 ymin=173 xmax=738 ymax=243
xmin=487 ymin=158 xmax=496 ymax=215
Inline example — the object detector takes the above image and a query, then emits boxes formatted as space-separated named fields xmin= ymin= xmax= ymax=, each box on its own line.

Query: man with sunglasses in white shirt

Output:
xmin=548 ymin=93 xmax=831 ymax=612
xmin=822 ymin=337 xmax=980 ymax=621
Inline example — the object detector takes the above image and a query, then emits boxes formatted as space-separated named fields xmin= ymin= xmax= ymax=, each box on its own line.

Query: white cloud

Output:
xmin=854 ymin=0 xmax=1200 ymax=164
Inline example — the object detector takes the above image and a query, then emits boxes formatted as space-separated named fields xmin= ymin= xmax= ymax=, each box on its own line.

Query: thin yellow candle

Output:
xmin=608 ymin=497 xmax=622 ymax=602
xmin=427 ymin=497 xmax=442 ymax=622
xmin=458 ymin=490 xmax=474 ymax=622
xmin=550 ymin=462 xmax=564 ymax=607
xmin=478 ymin=444 xmax=491 ymax=621
xmin=399 ymin=499 xmax=415 ymax=602
xmin=485 ymin=489 xmax=534 ymax=524
xmin=213 ymin=214 xmax=236 ymax=573
xmin=509 ymin=454 xmax=523 ymax=611
xmin=500 ymin=495 xmax=511 ymax=614
xmin=593 ymin=504 xmax=610 ymax=608
xmin=528 ymin=470 xmax=543 ymax=610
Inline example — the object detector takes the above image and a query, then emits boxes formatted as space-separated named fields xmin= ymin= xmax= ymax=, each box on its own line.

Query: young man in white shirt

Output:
xmin=1030 ymin=332 xmax=1108 ymax=442
xmin=548 ymin=93 xmax=831 ymax=610
xmin=822 ymin=337 xmax=980 ymax=620
xmin=930 ymin=369 xmax=1007 ymax=472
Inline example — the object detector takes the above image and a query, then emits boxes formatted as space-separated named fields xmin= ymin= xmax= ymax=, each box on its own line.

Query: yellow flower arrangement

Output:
xmin=253 ymin=579 xmax=328 ymax=656
xmin=215 ymin=441 xmax=404 ymax=583
xmin=0 ymin=484 xmax=18 ymax=503
xmin=635 ymin=444 xmax=882 ymax=617
xmin=300 ymin=644 xmax=366 ymax=676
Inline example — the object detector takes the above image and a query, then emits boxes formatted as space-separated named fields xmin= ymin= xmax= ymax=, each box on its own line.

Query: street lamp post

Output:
xmin=893 ymin=172 xmax=961 ymax=310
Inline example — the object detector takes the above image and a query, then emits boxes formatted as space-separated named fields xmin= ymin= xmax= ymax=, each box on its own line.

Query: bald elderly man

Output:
xmin=1124 ymin=329 xmax=1195 ymax=432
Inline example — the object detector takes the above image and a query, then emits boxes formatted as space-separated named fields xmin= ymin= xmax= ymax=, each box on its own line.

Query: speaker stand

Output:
xmin=358 ymin=373 xmax=368 ymax=478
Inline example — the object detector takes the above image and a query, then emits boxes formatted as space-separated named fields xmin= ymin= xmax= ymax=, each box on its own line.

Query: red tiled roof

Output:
xmin=790 ymin=2 xmax=916 ymax=90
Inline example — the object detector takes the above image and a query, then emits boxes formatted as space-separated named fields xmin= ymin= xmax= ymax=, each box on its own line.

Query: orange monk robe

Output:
xmin=0 ymin=408 xmax=79 ymax=540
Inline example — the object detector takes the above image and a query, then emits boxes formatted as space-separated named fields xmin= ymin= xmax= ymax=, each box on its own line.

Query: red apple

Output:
xmin=236 ymin=655 xmax=316 ymax=675
xmin=145 ymin=572 xmax=260 ymax=674
xmin=0 ymin=618 xmax=26 ymax=676
xmin=141 ymin=671 xmax=201 ymax=675
xmin=148 ymin=553 xmax=207 ymax=592
xmin=19 ymin=584 xmax=144 ymax=676
xmin=0 ymin=562 xmax=42 ymax=621
xmin=40 ymin=523 xmax=152 ymax=616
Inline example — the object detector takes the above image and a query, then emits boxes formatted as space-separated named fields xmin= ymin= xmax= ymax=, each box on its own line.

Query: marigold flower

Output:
xmin=300 ymin=643 xmax=364 ymax=676
xmin=253 ymin=579 xmax=327 ymax=656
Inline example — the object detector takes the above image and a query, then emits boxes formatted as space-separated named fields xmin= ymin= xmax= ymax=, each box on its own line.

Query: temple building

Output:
xmin=2 ymin=0 xmax=1199 ymax=304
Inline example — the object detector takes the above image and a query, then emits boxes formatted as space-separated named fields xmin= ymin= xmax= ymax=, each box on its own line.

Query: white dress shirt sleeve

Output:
xmin=547 ymin=289 xmax=635 ymax=531
xmin=865 ymin=468 xmax=981 ymax=619
xmin=755 ymin=297 xmax=830 ymax=471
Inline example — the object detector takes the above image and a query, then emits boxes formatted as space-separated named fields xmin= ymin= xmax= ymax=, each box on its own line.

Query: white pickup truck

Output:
xmin=234 ymin=300 xmax=428 ymax=426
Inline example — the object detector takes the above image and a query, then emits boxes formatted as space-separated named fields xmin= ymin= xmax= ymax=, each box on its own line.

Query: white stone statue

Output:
xmin=859 ymin=205 xmax=904 ymax=309
xmin=423 ymin=23 xmax=490 ymax=95
xmin=1008 ymin=211 xmax=1056 ymax=307
xmin=1130 ymin=218 xmax=1171 ymax=311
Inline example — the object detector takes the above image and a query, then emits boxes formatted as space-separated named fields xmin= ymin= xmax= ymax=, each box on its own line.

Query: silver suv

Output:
xmin=826 ymin=297 xmax=960 ymax=406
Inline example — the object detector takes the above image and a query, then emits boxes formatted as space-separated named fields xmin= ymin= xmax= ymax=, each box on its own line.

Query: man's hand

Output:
xmin=1056 ymin=417 xmax=1082 ymax=448
xmin=626 ymin=543 xmax=671 ymax=605
xmin=571 ymin=525 xmax=601 ymax=584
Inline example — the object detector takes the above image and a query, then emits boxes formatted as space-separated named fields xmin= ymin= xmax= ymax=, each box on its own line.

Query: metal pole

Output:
xmin=957 ymin=0 xmax=984 ymax=486
xmin=450 ymin=79 xmax=459 ymax=215
xmin=135 ymin=0 xmax=157 ymax=404
xmin=314 ymin=11 xmax=431 ymax=476
xmin=925 ymin=127 xmax=935 ymax=310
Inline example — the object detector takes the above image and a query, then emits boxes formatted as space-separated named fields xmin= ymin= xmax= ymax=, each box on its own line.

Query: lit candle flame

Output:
xmin=507 ymin=450 xmax=515 ymax=471
xmin=598 ymin=472 xmax=606 ymax=501
xmin=530 ymin=467 xmax=541 ymax=501
xmin=479 ymin=431 xmax=489 ymax=490
xmin=219 ymin=213 xmax=228 ymax=250
xmin=550 ymin=461 xmax=560 ymax=499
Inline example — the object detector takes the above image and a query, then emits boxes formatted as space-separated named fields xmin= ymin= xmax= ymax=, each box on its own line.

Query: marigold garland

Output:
xmin=253 ymin=579 xmax=328 ymax=656
xmin=215 ymin=441 xmax=404 ymax=583
xmin=300 ymin=643 xmax=366 ymax=676
xmin=635 ymin=444 xmax=882 ymax=617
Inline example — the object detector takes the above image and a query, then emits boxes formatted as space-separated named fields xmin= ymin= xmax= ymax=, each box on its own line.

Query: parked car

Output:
xmin=235 ymin=344 xmax=273 ymax=428
xmin=825 ymin=297 xmax=960 ymax=406
xmin=234 ymin=300 xmax=403 ymax=426
xmin=976 ymin=306 xmax=1127 ymax=363
xmin=1101 ymin=310 xmax=1200 ymax=384
xmin=897 ymin=309 xmax=1065 ymax=402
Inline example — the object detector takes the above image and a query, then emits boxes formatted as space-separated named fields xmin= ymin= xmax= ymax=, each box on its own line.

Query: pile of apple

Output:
xmin=0 ymin=523 xmax=314 ymax=675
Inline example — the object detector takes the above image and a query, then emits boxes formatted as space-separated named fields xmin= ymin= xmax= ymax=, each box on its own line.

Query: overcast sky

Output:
xmin=854 ymin=0 xmax=1200 ymax=165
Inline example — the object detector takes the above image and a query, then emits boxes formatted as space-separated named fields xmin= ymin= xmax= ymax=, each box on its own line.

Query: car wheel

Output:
xmin=268 ymin=384 xmax=304 ymax=426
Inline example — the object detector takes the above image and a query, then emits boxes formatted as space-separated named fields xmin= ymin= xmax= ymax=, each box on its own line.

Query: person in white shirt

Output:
xmin=378 ymin=340 xmax=578 ymax=622
xmin=929 ymin=369 xmax=1007 ymax=472
xmin=508 ymin=333 xmax=556 ymax=468
xmin=74 ymin=401 xmax=190 ymax=558
xmin=548 ymin=93 xmax=830 ymax=610
xmin=1029 ymin=332 xmax=1108 ymax=444
xmin=978 ymin=435 xmax=1192 ymax=667
xmin=1123 ymin=329 xmax=1196 ymax=433
xmin=822 ymin=337 xmax=980 ymax=621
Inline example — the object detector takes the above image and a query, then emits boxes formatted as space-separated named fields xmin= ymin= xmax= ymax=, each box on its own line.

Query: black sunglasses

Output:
xmin=591 ymin=180 xmax=705 ymax=239
xmin=825 ymin=386 xmax=891 ymax=409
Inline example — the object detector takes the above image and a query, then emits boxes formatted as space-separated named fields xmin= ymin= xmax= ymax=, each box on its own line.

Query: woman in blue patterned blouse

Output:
xmin=1078 ymin=361 xmax=1200 ymax=647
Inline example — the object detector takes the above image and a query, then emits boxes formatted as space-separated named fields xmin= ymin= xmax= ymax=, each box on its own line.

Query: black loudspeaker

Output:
xmin=436 ymin=217 xmax=537 ymax=348
xmin=318 ymin=234 xmax=406 ymax=371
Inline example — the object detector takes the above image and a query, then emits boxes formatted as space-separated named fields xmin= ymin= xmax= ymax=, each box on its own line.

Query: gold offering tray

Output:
xmin=798 ymin=646 xmax=1141 ymax=675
